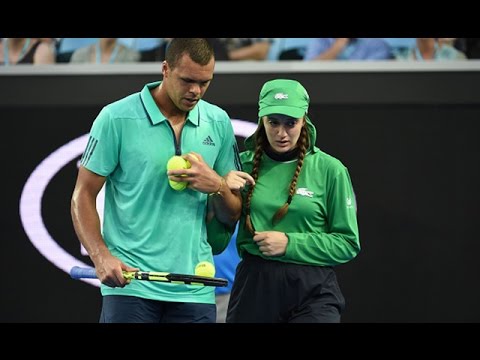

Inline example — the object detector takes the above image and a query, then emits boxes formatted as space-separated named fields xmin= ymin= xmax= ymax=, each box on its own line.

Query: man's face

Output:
xmin=163 ymin=53 xmax=215 ymax=112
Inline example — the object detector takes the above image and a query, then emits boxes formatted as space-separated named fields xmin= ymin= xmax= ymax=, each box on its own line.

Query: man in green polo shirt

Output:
xmin=71 ymin=38 xmax=254 ymax=323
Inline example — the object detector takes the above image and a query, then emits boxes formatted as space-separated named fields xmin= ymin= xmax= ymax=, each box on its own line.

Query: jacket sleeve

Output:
xmin=206 ymin=216 xmax=236 ymax=255
xmin=283 ymin=167 xmax=360 ymax=266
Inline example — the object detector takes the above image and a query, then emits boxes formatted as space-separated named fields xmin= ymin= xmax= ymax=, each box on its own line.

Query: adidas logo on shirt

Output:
xmin=202 ymin=136 xmax=215 ymax=146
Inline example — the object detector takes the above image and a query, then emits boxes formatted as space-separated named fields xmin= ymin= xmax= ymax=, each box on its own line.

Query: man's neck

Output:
xmin=153 ymin=83 xmax=187 ymax=122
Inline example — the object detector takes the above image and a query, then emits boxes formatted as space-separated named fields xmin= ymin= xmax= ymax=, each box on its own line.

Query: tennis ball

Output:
xmin=169 ymin=179 xmax=188 ymax=191
xmin=185 ymin=153 xmax=199 ymax=167
xmin=167 ymin=156 xmax=190 ymax=191
xmin=195 ymin=261 xmax=215 ymax=277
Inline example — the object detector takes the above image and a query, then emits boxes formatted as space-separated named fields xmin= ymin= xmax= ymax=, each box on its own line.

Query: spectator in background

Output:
xmin=56 ymin=38 xmax=98 ymax=63
xmin=70 ymin=38 xmax=140 ymax=64
xmin=267 ymin=38 xmax=312 ymax=61
xmin=437 ymin=38 xmax=469 ymax=54
xmin=394 ymin=38 xmax=466 ymax=61
xmin=117 ymin=38 xmax=165 ymax=62
xmin=304 ymin=38 xmax=391 ymax=60
xmin=213 ymin=224 xmax=240 ymax=323
xmin=221 ymin=38 xmax=273 ymax=61
xmin=0 ymin=38 xmax=55 ymax=65
xmin=382 ymin=38 xmax=416 ymax=58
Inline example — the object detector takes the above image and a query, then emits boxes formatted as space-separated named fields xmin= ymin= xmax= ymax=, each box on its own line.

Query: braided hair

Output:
xmin=245 ymin=119 xmax=310 ymax=234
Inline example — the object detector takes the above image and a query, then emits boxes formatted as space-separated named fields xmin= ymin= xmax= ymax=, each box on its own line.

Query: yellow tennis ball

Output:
xmin=169 ymin=179 xmax=188 ymax=191
xmin=167 ymin=155 xmax=189 ymax=171
xmin=166 ymin=156 xmax=190 ymax=191
xmin=195 ymin=261 xmax=215 ymax=277
xmin=184 ymin=153 xmax=199 ymax=168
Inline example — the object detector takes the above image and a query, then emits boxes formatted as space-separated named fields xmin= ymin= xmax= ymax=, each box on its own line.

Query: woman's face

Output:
xmin=262 ymin=114 xmax=304 ymax=153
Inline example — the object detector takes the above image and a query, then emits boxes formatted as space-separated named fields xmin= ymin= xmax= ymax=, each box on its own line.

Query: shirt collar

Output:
xmin=140 ymin=81 xmax=200 ymax=126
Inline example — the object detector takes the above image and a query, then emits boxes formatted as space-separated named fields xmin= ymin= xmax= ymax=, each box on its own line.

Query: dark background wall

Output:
xmin=2 ymin=64 xmax=479 ymax=322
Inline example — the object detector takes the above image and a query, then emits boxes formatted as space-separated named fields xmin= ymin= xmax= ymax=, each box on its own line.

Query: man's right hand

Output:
xmin=94 ymin=254 xmax=139 ymax=288
xmin=224 ymin=170 xmax=255 ymax=191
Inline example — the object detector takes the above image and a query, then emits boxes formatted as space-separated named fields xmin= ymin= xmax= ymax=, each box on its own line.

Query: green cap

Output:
xmin=258 ymin=79 xmax=309 ymax=119
xmin=245 ymin=78 xmax=317 ymax=153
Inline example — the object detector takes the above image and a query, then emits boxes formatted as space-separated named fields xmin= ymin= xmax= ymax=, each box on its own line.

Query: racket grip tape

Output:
xmin=70 ymin=266 xmax=97 ymax=279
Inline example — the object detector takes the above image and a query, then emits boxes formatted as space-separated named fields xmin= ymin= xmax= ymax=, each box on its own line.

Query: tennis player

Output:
xmin=71 ymin=39 xmax=252 ymax=323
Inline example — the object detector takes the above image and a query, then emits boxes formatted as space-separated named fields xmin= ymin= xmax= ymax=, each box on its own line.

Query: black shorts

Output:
xmin=226 ymin=253 xmax=345 ymax=323
xmin=100 ymin=295 xmax=216 ymax=323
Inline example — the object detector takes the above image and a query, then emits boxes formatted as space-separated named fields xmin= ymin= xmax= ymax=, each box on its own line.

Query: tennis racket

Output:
xmin=70 ymin=266 xmax=228 ymax=287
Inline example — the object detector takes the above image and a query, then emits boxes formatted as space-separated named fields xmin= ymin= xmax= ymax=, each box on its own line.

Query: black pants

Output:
xmin=226 ymin=253 xmax=345 ymax=323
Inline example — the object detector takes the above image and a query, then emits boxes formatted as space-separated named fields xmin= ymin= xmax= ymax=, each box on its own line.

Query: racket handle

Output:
xmin=70 ymin=266 xmax=97 ymax=279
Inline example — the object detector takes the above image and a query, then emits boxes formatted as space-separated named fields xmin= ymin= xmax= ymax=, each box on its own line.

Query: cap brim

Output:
xmin=258 ymin=105 xmax=305 ymax=119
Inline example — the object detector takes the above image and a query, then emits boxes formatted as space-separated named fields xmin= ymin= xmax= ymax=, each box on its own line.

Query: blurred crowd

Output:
xmin=2 ymin=38 xmax=479 ymax=66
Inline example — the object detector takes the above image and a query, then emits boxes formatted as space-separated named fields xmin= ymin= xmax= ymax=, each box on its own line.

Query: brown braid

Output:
xmin=245 ymin=125 xmax=267 ymax=234
xmin=272 ymin=125 xmax=309 ymax=224
xmin=245 ymin=122 xmax=310 ymax=233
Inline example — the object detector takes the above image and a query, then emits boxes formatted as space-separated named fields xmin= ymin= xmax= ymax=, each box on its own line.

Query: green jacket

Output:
xmin=209 ymin=116 xmax=360 ymax=266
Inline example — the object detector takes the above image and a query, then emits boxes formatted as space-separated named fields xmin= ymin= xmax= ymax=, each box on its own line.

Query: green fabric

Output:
xmin=245 ymin=79 xmax=316 ymax=153
xmin=258 ymin=79 xmax=310 ymax=119
xmin=240 ymin=79 xmax=359 ymax=266
xmin=206 ymin=216 xmax=235 ymax=255
xmin=236 ymin=149 xmax=360 ymax=266
xmin=81 ymin=81 xmax=238 ymax=304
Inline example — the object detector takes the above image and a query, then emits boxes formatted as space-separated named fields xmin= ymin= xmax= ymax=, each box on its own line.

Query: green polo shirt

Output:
xmin=81 ymin=81 xmax=239 ymax=304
